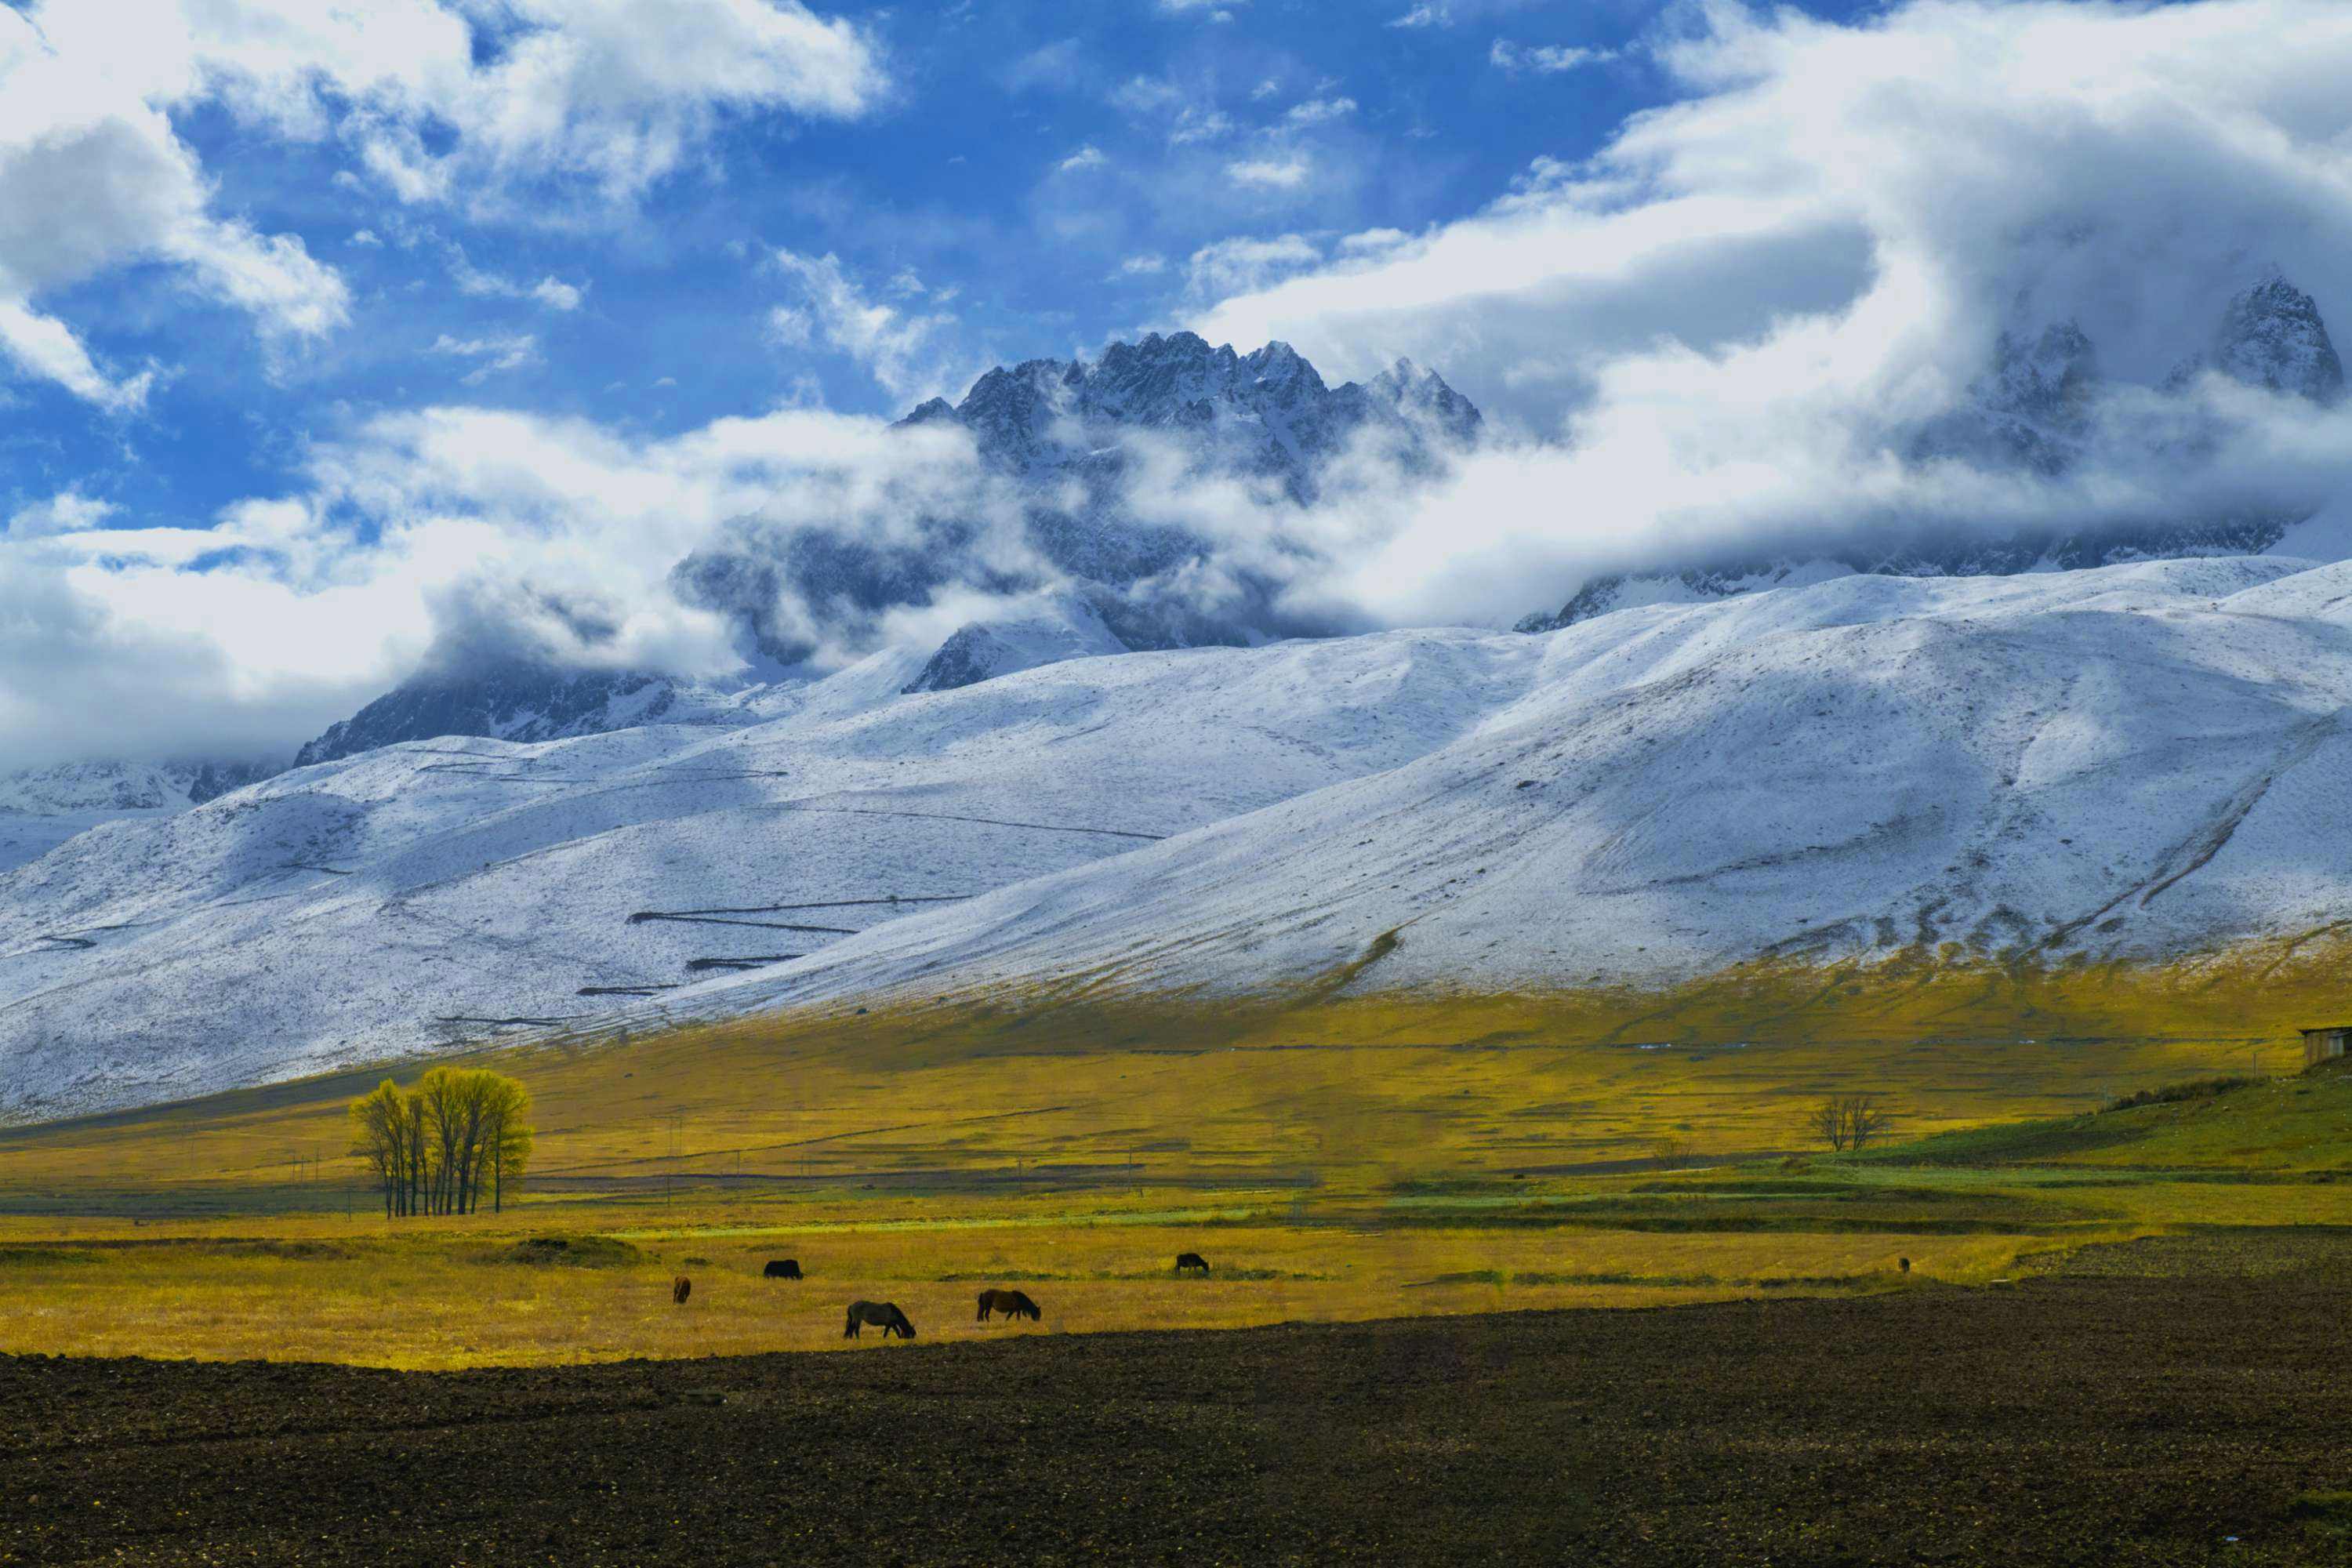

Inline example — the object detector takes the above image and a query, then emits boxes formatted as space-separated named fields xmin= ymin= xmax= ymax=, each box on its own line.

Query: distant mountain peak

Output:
xmin=2207 ymin=274 xmax=2344 ymax=404
xmin=1523 ymin=276 xmax=2340 ymax=633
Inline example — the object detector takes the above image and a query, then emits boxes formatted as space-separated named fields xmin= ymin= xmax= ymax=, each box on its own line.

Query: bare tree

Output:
xmin=1807 ymin=1094 xmax=1896 ymax=1153
xmin=1844 ymin=1094 xmax=1896 ymax=1151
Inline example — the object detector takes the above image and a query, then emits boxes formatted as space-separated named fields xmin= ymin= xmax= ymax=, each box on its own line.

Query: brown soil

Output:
xmin=5 ymin=1232 xmax=2350 ymax=1566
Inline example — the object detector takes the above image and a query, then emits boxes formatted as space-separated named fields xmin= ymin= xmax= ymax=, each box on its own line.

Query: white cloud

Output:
xmin=1170 ymin=108 xmax=1236 ymax=145
xmin=430 ymin=332 xmax=539 ymax=384
xmin=1227 ymin=154 xmax=1312 ymax=191
xmin=351 ymin=229 xmax=383 ymax=248
xmin=1058 ymin=143 xmax=1109 ymax=172
xmin=1281 ymin=97 xmax=1358 ymax=127
xmin=1118 ymin=253 xmax=1169 ymax=277
xmin=768 ymin=306 xmax=813 ymax=346
xmin=448 ymin=249 xmax=586 ymax=311
xmin=1339 ymin=227 xmax=1412 ymax=254
xmin=1389 ymin=5 xmax=1449 ymax=27
xmin=1490 ymin=40 xmax=1615 ymax=74
xmin=771 ymin=249 xmax=958 ymax=401
xmin=1185 ymin=234 xmax=1322 ymax=299
xmin=5 ymin=491 xmax=117 ymax=539
xmin=1156 ymin=0 xmax=1245 ymax=14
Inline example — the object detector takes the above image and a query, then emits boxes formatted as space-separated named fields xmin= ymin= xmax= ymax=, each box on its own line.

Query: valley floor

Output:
xmin=5 ymin=1229 xmax=2350 ymax=1566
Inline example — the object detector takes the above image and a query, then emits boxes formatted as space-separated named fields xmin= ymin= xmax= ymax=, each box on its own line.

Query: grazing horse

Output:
xmin=672 ymin=1275 xmax=691 ymax=1305
xmin=844 ymin=1300 xmax=917 ymax=1339
xmin=976 ymin=1287 xmax=1041 ymax=1323
xmin=763 ymin=1258 xmax=803 ymax=1280
xmin=1174 ymin=1251 xmax=1210 ymax=1276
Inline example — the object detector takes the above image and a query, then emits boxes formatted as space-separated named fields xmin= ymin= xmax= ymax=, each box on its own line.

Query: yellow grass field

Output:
xmin=1 ymin=954 xmax=2344 ymax=1370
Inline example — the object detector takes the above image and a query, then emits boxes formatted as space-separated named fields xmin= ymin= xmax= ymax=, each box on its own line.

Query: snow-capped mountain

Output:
xmin=1519 ymin=277 xmax=2343 ymax=631
xmin=901 ymin=332 xmax=1480 ymax=509
xmin=275 ymin=336 xmax=1487 ymax=771
xmin=0 ymin=760 xmax=277 ymax=875
xmin=292 ymin=668 xmax=746 ymax=768
xmin=2181 ymin=274 xmax=2345 ymax=403
xmin=15 ymin=553 xmax=2352 ymax=1118
xmin=673 ymin=555 xmax=2352 ymax=1021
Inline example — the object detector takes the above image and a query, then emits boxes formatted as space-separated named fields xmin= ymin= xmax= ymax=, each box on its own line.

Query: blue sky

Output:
xmin=1 ymin=0 xmax=1817 ymax=531
xmin=3 ymin=0 xmax=2347 ymax=770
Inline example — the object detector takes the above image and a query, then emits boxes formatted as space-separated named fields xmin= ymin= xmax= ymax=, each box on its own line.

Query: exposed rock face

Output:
xmin=1519 ymin=277 xmax=2343 ymax=633
xmin=292 ymin=670 xmax=713 ymax=768
xmin=2192 ymin=275 xmax=2345 ymax=404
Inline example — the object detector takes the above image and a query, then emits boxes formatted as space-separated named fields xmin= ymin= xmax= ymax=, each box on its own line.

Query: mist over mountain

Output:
xmin=1515 ymin=275 xmax=2345 ymax=631
xmin=278 ymin=332 xmax=1488 ymax=771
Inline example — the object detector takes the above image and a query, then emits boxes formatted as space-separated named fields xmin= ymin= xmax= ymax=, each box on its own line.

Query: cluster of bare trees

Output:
xmin=1808 ymin=1093 xmax=1895 ymax=1152
xmin=349 ymin=1068 xmax=533 ymax=1218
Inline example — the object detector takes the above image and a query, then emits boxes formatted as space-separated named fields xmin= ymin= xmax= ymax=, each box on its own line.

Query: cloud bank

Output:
xmin=1187 ymin=0 xmax=2352 ymax=622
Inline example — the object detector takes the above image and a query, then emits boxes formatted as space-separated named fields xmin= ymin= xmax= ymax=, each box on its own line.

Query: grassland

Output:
xmin=2 ymin=965 xmax=2347 ymax=1369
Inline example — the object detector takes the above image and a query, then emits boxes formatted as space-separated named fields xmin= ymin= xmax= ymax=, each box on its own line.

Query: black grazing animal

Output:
xmin=1899 ymin=1257 xmax=1911 ymax=1275
xmin=672 ymin=1275 xmax=692 ymax=1305
xmin=763 ymin=1258 xmax=803 ymax=1280
xmin=976 ymin=1287 xmax=1041 ymax=1323
xmin=1174 ymin=1251 xmax=1210 ymax=1276
xmin=844 ymin=1300 xmax=917 ymax=1339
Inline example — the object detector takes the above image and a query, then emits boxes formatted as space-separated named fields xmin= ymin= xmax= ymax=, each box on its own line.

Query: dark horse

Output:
xmin=1174 ymin=1252 xmax=1210 ymax=1276
xmin=844 ymin=1300 xmax=916 ymax=1339
xmin=763 ymin=1258 xmax=803 ymax=1280
xmin=976 ymin=1287 xmax=1041 ymax=1323
xmin=672 ymin=1275 xmax=691 ymax=1305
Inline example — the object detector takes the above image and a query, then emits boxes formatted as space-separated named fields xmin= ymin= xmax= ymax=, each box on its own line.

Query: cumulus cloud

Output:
xmin=1226 ymin=154 xmax=1312 ymax=191
xmin=0 ymin=0 xmax=880 ymax=407
xmin=1058 ymin=144 xmax=1109 ymax=172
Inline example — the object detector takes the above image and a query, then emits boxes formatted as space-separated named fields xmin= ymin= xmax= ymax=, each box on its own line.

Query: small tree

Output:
xmin=1844 ymin=1093 xmax=1895 ymax=1151
xmin=1808 ymin=1094 xmax=1896 ymax=1153
xmin=348 ymin=1069 xmax=533 ymax=1217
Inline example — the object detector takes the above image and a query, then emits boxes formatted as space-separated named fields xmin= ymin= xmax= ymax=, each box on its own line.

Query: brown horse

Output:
xmin=672 ymin=1275 xmax=691 ymax=1305
xmin=844 ymin=1300 xmax=916 ymax=1339
xmin=976 ymin=1287 xmax=1041 ymax=1323
xmin=1174 ymin=1251 xmax=1210 ymax=1276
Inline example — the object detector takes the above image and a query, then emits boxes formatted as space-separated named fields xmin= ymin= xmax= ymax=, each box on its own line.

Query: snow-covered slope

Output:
xmin=677 ymin=556 xmax=2352 ymax=1017
xmin=0 ymin=631 xmax=1544 ymax=1117
xmin=16 ymin=554 xmax=2352 ymax=1121
xmin=0 ymin=760 xmax=277 ymax=875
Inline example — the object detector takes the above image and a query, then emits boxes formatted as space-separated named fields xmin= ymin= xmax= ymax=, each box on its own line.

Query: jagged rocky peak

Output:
xmin=903 ymin=331 xmax=1481 ymax=481
xmin=2204 ymin=274 xmax=2344 ymax=405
